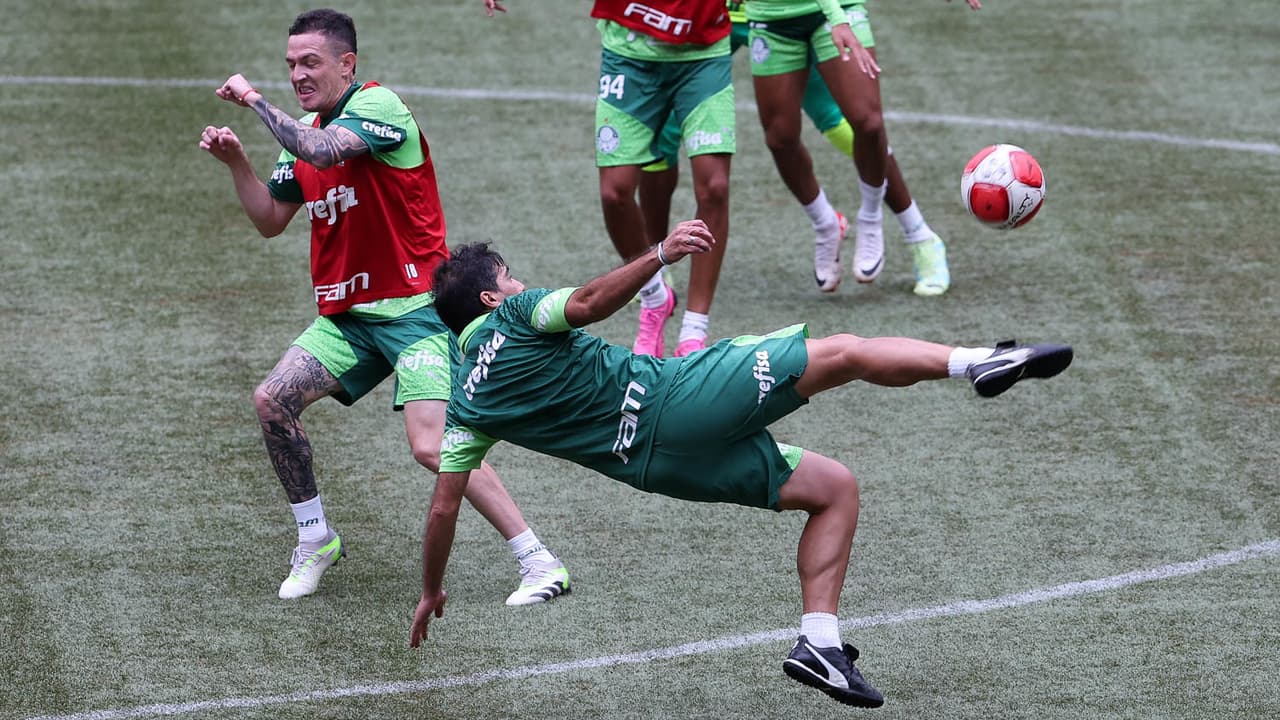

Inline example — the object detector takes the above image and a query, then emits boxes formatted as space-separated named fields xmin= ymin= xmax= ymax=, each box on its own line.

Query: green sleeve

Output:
xmin=440 ymin=425 xmax=499 ymax=473
xmin=266 ymin=148 xmax=303 ymax=204
xmin=530 ymin=288 xmax=577 ymax=333
xmin=329 ymin=85 xmax=425 ymax=168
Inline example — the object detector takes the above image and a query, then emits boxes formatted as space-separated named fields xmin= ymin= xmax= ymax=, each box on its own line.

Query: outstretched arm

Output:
xmin=563 ymin=219 xmax=715 ymax=328
xmin=410 ymin=469 xmax=472 ymax=648
xmin=215 ymin=74 xmax=369 ymax=170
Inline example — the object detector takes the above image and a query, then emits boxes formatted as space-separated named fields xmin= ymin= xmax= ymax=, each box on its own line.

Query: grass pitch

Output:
xmin=1 ymin=1 xmax=1277 ymax=719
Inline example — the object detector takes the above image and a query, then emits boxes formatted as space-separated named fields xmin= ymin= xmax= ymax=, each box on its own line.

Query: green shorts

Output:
xmin=596 ymin=49 xmax=735 ymax=167
xmin=643 ymin=324 xmax=811 ymax=510
xmin=748 ymin=3 xmax=875 ymax=77
xmin=292 ymin=302 xmax=454 ymax=409
xmin=646 ymin=18 xmax=845 ymax=171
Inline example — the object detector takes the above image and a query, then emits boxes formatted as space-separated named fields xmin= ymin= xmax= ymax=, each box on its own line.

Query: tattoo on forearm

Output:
xmin=257 ymin=354 xmax=337 ymax=504
xmin=250 ymin=97 xmax=367 ymax=168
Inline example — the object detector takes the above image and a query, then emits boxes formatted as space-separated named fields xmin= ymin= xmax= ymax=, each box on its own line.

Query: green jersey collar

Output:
xmin=457 ymin=312 xmax=493 ymax=353
xmin=318 ymin=82 xmax=363 ymax=126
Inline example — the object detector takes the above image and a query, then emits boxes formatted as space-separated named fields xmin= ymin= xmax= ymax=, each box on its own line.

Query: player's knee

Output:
xmin=845 ymin=107 xmax=884 ymax=137
xmin=828 ymin=464 xmax=860 ymax=512
xmin=598 ymin=181 xmax=633 ymax=213
xmin=762 ymin=124 xmax=802 ymax=154
xmin=411 ymin=443 xmax=442 ymax=474
xmin=693 ymin=172 xmax=729 ymax=209
xmin=252 ymin=382 xmax=290 ymax=425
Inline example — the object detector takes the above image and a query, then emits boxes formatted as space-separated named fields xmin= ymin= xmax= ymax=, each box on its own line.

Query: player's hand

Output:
xmin=199 ymin=126 xmax=246 ymax=164
xmin=409 ymin=589 xmax=448 ymax=648
xmin=947 ymin=0 xmax=982 ymax=9
xmin=481 ymin=0 xmax=507 ymax=17
xmin=658 ymin=219 xmax=715 ymax=266
xmin=831 ymin=24 xmax=879 ymax=79
xmin=214 ymin=74 xmax=261 ymax=107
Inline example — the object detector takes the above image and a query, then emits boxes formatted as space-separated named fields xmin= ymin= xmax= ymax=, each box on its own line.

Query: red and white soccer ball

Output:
xmin=960 ymin=144 xmax=1046 ymax=230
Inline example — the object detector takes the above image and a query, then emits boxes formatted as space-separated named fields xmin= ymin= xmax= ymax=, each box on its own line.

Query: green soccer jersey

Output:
xmin=267 ymin=82 xmax=426 ymax=204
xmin=440 ymin=288 xmax=681 ymax=491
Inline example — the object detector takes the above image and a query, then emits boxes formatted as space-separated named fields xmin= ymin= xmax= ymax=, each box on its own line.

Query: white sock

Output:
xmin=800 ymin=612 xmax=841 ymax=648
xmin=679 ymin=311 xmax=709 ymax=344
xmin=507 ymin=528 xmax=556 ymax=567
xmin=638 ymin=270 xmax=669 ymax=309
xmin=290 ymin=495 xmax=329 ymax=545
xmin=857 ymin=178 xmax=886 ymax=222
xmin=948 ymin=346 xmax=995 ymax=378
xmin=895 ymin=201 xmax=934 ymax=244
xmin=802 ymin=188 xmax=840 ymax=235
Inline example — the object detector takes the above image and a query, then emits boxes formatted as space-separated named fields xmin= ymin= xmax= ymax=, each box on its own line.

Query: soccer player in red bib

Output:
xmin=200 ymin=8 xmax=570 ymax=605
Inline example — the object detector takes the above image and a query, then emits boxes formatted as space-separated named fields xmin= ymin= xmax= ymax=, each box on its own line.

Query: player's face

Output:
xmin=285 ymin=32 xmax=355 ymax=115
xmin=479 ymin=265 xmax=525 ymax=310
xmin=494 ymin=266 xmax=525 ymax=298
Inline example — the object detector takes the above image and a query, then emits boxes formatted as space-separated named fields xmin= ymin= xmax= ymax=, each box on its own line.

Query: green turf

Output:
xmin=2 ymin=1 xmax=1278 ymax=719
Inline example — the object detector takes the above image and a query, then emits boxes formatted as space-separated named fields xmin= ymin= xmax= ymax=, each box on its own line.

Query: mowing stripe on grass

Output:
xmin=25 ymin=538 xmax=1280 ymax=720
xmin=4 ymin=75 xmax=1279 ymax=157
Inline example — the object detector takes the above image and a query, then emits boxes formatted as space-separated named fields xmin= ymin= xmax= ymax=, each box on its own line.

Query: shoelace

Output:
xmin=518 ymin=563 xmax=562 ymax=586
xmin=288 ymin=545 xmax=325 ymax=576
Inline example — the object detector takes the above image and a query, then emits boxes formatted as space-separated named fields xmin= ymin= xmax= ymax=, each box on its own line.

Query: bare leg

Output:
xmin=794 ymin=335 xmax=951 ymax=398
xmin=253 ymin=345 xmax=342 ymax=504
xmin=883 ymin=153 xmax=913 ymax=214
xmin=686 ymin=153 xmax=731 ymax=315
xmin=815 ymin=49 xmax=887 ymax=188
xmin=599 ymin=164 xmax=649 ymax=261
xmin=638 ymin=164 xmax=679 ymax=247
xmin=754 ymin=69 xmax=822 ymax=206
xmin=776 ymin=451 xmax=860 ymax=613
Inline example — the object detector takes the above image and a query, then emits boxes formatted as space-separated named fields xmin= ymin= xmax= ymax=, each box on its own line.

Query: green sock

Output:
xmin=822 ymin=119 xmax=855 ymax=160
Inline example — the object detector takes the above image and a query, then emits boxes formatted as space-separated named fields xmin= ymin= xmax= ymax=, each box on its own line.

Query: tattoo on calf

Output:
xmin=258 ymin=353 xmax=337 ymax=504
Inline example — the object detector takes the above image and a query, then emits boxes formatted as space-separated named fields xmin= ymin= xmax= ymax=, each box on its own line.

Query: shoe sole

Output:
xmin=506 ymin=584 xmax=571 ymax=607
xmin=783 ymin=660 xmax=885 ymax=708
xmin=913 ymin=281 xmax=949 ymax=297
xmin=815 ymin=269 xmax=841 ymax=293
xmin=974 ymin=344 xmax=1073 ymax=398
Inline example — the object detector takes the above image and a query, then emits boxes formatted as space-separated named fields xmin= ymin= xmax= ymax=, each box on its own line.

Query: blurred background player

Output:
xmin=641 ymin=0 xmax=954 ymax=299
xmin=745 ymin=0 xmax=979 ymax=294
xmin=484 ymin=0 xmax=734 ymax=358
xmin=200 ymin=8 xmax=569 ymax=605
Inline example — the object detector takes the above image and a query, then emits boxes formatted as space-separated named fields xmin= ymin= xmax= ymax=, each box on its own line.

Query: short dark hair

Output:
xmin=288 ymin=8 xmax=357 ymax=55
xmin=432 ymin=243 xmax=507 ymax=336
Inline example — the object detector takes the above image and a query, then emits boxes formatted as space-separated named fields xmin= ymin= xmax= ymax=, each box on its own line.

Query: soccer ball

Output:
xmin=960 ymin=144 xmax=1046 ymax=230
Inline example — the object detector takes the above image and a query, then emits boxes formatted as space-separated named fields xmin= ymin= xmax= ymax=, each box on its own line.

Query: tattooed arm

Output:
xmin=246 ymin=95 xmax=369 ymax=170
xmin=214 ymin=74 xmax=369 ymax=169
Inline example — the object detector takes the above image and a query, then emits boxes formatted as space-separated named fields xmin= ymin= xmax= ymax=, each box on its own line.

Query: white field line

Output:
xmin=25 ymin=538 xmax=1280 ymax=720
xmin=4 ymin=75 xmax=1280 ymax=157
